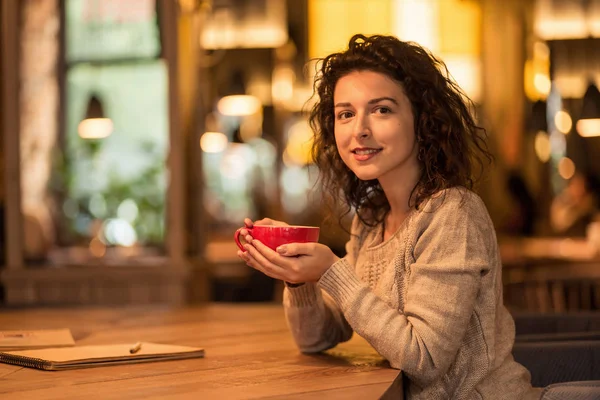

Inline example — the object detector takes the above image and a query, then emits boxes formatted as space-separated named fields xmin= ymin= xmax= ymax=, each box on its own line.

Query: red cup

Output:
xmin=234 ymin=225 xmax=320 ymax=252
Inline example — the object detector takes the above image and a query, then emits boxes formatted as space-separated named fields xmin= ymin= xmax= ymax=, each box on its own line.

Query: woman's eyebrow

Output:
xmin=334 ymin=97 xmax=399 ymax=108
xmin=368 ymin=96 xmax=398 ymax=105
xmin=334 ymin=102 xmax=352 ymax=108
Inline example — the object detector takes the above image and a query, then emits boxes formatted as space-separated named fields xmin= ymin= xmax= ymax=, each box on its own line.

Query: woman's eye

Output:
xmin=375 ymin=107 xmax=392 ymax=114
xmin=337 ymin=111 xmax=353 ymax=120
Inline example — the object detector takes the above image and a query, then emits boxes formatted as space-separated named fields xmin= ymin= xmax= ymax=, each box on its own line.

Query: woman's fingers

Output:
xmin=238 ymin=250 xmax=273 ymax=277
xmin=244 ymin=217 xmax=289 ymax=228
xmin=237 ymin=230 xmax=306 ymax=283
xmin=243 ymin=241 xmax=282 ymax=273
xmin=239 ymin=228 xmax=250 ymax=238
xmin=254 ymin=218 xmax=289 ymax=227
xmin=244 ymin=240 xmax=299 ymax=281
xmin=254 ymin=218 xmax=274 ymax=226
xmin=252 ymin=240 xmax=293 ymax=266
xmin=276 ymin=242 xmax=314 ymax=257
xmin=237 ymin=250 xmax=250 ymax=266
xmin=247 ymin=240 xmax=303 ymax=282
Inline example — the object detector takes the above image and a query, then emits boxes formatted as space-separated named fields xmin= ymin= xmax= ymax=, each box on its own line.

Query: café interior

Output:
xmin=2 ymin=0 xmax=600 ymax=398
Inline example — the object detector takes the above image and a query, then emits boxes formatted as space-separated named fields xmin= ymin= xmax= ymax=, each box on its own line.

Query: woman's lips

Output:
xmin=352 ymin=148 xmax=382 ymax=161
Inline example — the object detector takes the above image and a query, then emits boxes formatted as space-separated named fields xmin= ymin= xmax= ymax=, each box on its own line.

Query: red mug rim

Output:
xmin=234 ymin=225 xmax=320 ymax=252
xmin=248 ymin=225 xmax=319 ymax=229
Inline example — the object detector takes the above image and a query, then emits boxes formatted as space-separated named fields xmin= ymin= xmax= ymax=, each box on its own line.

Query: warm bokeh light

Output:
xmin=525 ymin=41 xmax=550 ymax=101
xmin=200 ymin=131 xmax=228 ymax=153
xmin=536 ymin=20 xmax=588 ymax=40
xmin=89 ymin=237 xmax=106 ymax=258
xmin=393 ymin=0 xmax=438 ymax=50
xmin=437 ymin=0 xmax=481 ymax=102
xmin=309 ymin=0 xmax=481 ymax=100
xmin=534 ymin=131 xmax=551 ymax=162
xmin=200 ymin=2 xmax=288 ymax=50
xmin=554 ymin=75 xmax=588 ymax=99
xmin=533 ymin=73 xmax=551 ymax=97
xmin=534 ymin=0 xmax=597 ymax=40
xmin=272 ymin=66 xmax=295 ymax=104
xmin=394 ymin=0 xmax=482 ymax=102
xmin=558 ymin=157 xmax=576 ymax=179
xmin=576 ymin=119 xmax=600 ymax=137
xmin=554 ymin=110 xmax=572 ymax=134
xmin=203 ymin=26 xmax=288 ymax=50
xmin=443 ymin=55 xmax=481 ymax=102
xmin=217 ymin=95 xmax=262 ymax=117
xmin=78 ymin=118 xmax=114 ymax=139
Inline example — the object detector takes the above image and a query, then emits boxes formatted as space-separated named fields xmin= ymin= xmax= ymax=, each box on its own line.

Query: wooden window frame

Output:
xmin=0 ymin=0 xmax=193 ymax=305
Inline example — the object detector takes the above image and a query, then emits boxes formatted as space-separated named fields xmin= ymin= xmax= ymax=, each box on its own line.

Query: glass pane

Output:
xmin=65 ymin=0 xmax=160 ymax=62
xmin=55 ymin=60 xmax=168 ymax=261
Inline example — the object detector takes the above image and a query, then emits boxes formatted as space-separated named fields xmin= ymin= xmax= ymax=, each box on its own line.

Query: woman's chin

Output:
xmin=354 ymin=172 xmax=379 ymax=181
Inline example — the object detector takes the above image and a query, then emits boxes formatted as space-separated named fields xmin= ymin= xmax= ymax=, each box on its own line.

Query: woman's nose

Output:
xmin=353 ymin=115 xmax=371 ymax=139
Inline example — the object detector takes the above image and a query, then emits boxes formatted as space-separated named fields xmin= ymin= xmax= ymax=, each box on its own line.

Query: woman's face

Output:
xmin=333 ymin=70 xmax=419 ymax=184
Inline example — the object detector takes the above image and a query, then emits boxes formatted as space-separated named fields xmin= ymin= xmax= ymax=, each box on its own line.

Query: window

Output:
xmin=53 ymin=0 xmax=169 ymax=260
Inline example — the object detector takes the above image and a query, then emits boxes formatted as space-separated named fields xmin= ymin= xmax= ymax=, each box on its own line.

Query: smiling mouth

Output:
xmin=351 ymin=148 xmax=382 ymax=161
xmin=352 ymin=148 xmax=382 ymax=155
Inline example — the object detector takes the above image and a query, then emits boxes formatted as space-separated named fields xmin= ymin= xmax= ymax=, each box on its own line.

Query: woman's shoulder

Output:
xmin=412 ymin=187 xmax=493 ymax=234
xmin=410 ymin=187 xmax=497 ymax=252
xmin=422 ymin=186 xmax=488 ymax=216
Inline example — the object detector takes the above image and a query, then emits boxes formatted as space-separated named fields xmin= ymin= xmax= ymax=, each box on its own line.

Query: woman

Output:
xmin=238 ymin=34 xmax=540 ymax=399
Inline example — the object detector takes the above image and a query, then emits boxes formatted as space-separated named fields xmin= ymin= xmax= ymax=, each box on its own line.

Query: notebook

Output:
xmin=0 ymin=342 xmax=205 ymax=371
xmin=0 ymin=329 xmax=75 ymax=350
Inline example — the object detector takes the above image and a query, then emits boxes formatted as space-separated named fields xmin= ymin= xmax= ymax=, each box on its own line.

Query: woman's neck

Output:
xmin=383 ymin=204 xmax=412 ymax=240
xmin=379 ymin=174 xmax=419 ymax=239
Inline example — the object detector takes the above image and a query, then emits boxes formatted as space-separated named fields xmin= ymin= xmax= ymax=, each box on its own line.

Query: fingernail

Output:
xmin=276 ymin=245 xmax=287 ymax=254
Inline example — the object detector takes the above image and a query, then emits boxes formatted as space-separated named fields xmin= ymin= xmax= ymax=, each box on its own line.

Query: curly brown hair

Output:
xmin=309 ymin=34 xmax=492 ymax=227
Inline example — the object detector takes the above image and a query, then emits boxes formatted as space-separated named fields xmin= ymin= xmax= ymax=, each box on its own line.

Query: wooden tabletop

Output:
xmin=499 ymin=236 xmax=600 ymax=267
xmin=0 ymin=304 xmax=398 ymax=399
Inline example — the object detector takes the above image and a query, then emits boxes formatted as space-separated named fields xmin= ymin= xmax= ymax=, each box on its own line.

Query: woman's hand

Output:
xmin=239 ymin=217 xmax=289 ymax=238
xmin=237 ymin=235 xmax=340 ymax=284
xmin=252 ymin=217 xmax=289 ymax=227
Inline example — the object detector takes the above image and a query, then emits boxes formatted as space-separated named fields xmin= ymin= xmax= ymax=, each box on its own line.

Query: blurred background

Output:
xmin=1 ymin=0 xmax=600 ymax=311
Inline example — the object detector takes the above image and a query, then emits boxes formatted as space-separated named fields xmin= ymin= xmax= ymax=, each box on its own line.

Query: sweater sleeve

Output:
xmin=318 ymin=191 xmax=492 ymax=385
xmin=282 ymin=216 xmax=362 ymax=353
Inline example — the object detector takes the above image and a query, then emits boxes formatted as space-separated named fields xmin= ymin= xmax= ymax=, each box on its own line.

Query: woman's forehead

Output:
xmin=334 ymin=71 xmax=406 ymax=99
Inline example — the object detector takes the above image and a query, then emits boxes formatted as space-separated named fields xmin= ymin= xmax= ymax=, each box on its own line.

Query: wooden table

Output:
xmin=0 ymin=304 xmax=398 ymax=399
xmin=499 ymin=236 xmax=599 ymax=267
xmin=499 ymin=237 xmax=600 ymax=312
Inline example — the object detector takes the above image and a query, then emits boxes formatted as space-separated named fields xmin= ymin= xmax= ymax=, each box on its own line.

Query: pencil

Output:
xmin=129 ymin=342 xmax=142 ymax=354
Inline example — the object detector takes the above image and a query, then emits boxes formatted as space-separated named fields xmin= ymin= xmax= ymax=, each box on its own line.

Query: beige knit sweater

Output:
xmin=283 ymin=188 xmax=542 ymax=399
